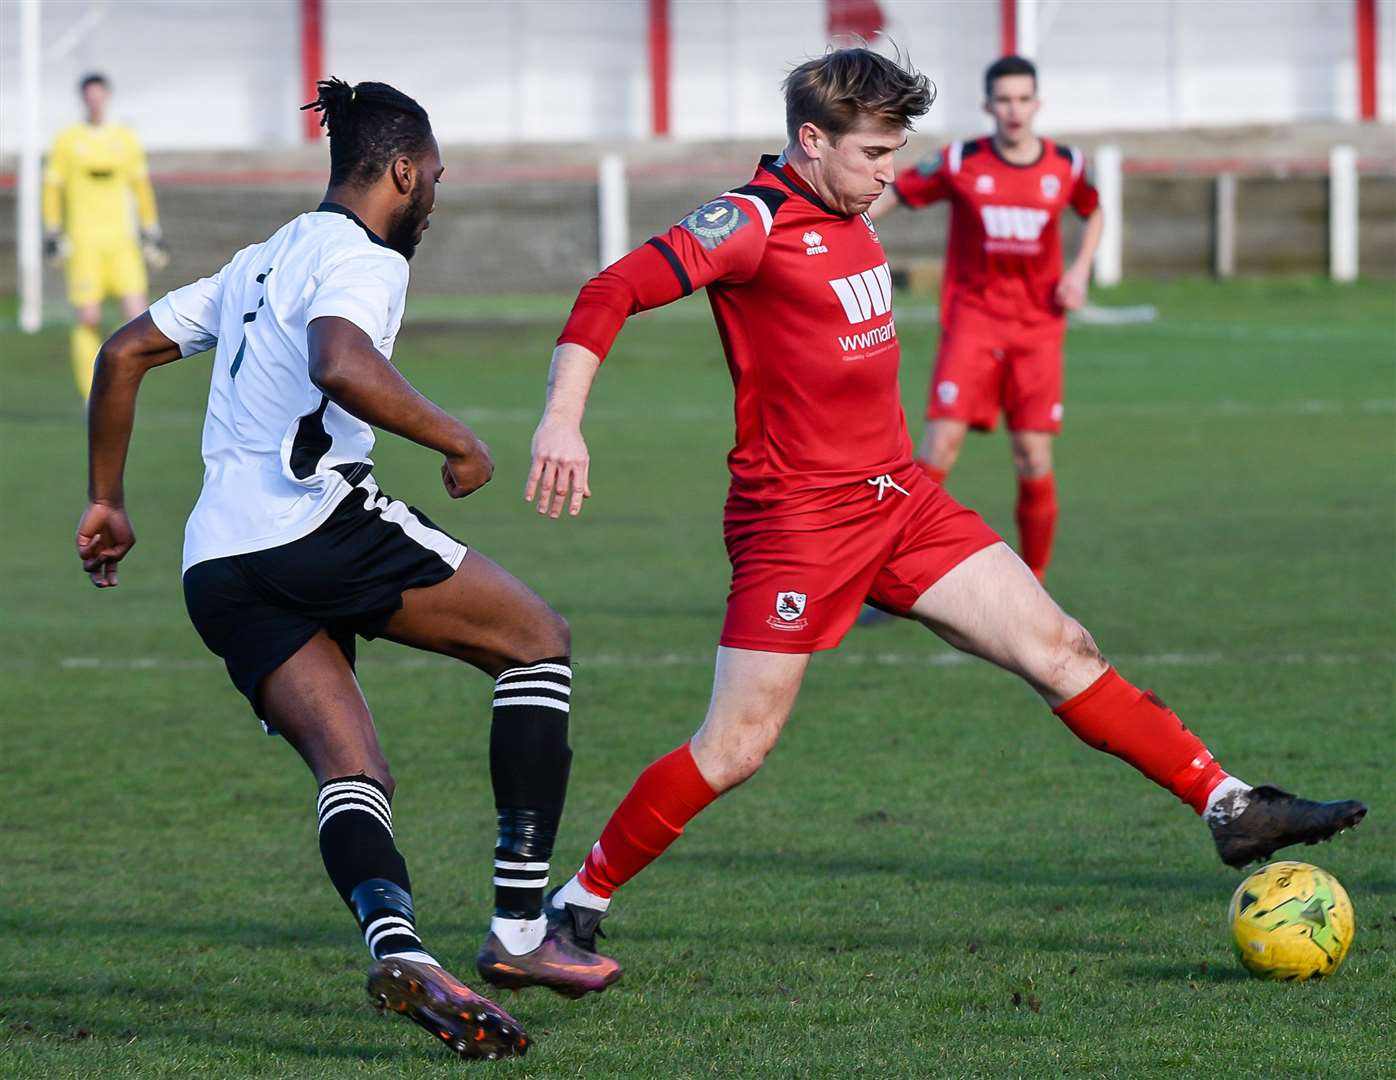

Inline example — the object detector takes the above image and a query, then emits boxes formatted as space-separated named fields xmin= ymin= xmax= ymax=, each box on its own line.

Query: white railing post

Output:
xmin=18 ymin=0 xmax=43 ymax=333
xmin=597 ymin=153 xmax=628 ymax=270
xmin=1214 ymin=172 xmax=1237 ymax=279
xmin=1016 ymin=0 xmax=1039 ymax=59
xmin=1093 ymin=144 xmax=1123 ymax=287
xmin=1328 ymin=145 xmax=1358 ymax=282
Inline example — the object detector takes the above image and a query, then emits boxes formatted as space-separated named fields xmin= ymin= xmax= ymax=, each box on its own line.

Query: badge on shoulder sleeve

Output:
xmin=680 ymin=198 xmax=749 ymax=251
xmin=915 ymin=151 xmax=944 ymax=177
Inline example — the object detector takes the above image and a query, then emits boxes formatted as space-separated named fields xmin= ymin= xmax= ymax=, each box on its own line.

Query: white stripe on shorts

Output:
xmin=358 ymin=478 xmax=466 ymax=569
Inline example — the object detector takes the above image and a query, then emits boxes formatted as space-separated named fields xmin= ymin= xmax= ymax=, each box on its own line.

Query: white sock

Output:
xmin=490 ymin=915 xmax=547 ymax=956
xmin=381 ymin=948 xmax=440 ymax=967
xmin=1204 ymin=776 xmax=1252 ymax=824
xmin=552 ymin=873 xmax=610 ymax=913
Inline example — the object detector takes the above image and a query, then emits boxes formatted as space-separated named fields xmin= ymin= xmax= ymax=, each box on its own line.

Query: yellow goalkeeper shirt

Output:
xmin=43 ymin=122 xmax=158 ymax=248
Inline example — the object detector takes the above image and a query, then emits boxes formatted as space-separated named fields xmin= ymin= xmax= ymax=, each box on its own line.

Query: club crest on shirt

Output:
xmin=681 ymin=198 xmax=749 ymax=251
xmin=768 ymin=591 xmax=809 ymax=631
xmin=975 ymin=174 xmax=995 ymax=194
xmin=1040 ymin=174 xmax=1061 ymax=198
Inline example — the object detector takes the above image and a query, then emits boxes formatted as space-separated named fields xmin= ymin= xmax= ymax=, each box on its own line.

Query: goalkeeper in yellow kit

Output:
xmin=43 ymin=73 xmax=167 ymax=398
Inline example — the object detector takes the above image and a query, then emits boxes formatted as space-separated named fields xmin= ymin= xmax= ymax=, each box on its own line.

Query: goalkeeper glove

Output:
xmin=141 ymin=226 xmax=170 ymax=271
xmin=43 ymin=231 xmax=70 ymax=265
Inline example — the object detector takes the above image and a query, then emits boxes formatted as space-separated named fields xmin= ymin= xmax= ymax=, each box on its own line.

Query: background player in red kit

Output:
xmin=869 ymin=55 xmax=1103 ymax=582
xmin=502 ymin=48 xmax=1364 ymax=988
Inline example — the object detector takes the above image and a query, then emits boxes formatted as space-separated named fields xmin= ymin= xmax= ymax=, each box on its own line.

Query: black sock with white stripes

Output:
xmin=316 ymin=774 xmax=437 ymax=967
xmin=489 ymin=656 xmax=573 ymax=954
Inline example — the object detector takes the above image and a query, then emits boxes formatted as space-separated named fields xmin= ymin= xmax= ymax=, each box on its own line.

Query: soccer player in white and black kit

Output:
xmin=74 ymin=79 xmax=615 ymax=1061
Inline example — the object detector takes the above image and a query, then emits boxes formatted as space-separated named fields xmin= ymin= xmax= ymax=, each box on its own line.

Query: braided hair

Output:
xmin=301 ymin=77 xmax=433 ymax=189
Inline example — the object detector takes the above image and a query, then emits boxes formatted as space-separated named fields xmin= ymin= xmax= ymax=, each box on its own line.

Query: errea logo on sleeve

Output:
xmin=803 ymin=231 xmax=828 ymax=255
xmin=828 ymin=263 xmax=892 ymax=325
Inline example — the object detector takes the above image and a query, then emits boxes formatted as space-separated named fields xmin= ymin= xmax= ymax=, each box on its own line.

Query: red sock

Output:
xmin=1054 ymin=668 xmax=1227 ymax=814
xmin=918 ymin=461 xmax=948 ymax=486
xmin=577 ymin=743 xmax=718 ymax=899
xmin=1015 ymin=473 xmax=1058 ymax=580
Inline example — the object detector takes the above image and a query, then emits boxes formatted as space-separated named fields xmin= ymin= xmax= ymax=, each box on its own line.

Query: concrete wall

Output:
xmin=2 ymin=161 xmax=1391 ymax=301
xmin=0 ymin=0 xmax=303 ymax=151
xmin=2 ymin=0 xmax=1391 ymax=153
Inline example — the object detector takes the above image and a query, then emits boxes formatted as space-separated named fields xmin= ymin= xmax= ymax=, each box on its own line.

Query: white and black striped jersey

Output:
xmin=149 ymin=203 xmax=408 ymax=573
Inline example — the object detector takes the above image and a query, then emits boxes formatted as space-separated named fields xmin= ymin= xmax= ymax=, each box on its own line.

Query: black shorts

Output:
xmin=183 ymin=475 xmax=467 ymax=729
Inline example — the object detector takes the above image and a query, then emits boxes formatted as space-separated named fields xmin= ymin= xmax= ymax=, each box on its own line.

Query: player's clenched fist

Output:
xmin=526 ymin=417 xmax=591 ymax=519
xmin=75 ymin=501 xmax=135 ymax=588
xmin=1054 ymin=265 xmax=1090 ymax=312
xmin=442 ymin=438 xmax=494 ymax=498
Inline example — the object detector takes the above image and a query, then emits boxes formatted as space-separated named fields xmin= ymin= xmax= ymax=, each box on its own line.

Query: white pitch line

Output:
xmin=40 ymin=649 xmax=1391 ymax=673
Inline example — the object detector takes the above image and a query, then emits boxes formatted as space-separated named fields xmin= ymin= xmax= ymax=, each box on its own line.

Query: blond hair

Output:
xmin=783 ymin=47 xmax=934 ymax=141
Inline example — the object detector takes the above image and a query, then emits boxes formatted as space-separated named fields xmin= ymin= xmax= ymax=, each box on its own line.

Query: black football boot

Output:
xmin=1209 ymin=785 xmax=1367 ymax=869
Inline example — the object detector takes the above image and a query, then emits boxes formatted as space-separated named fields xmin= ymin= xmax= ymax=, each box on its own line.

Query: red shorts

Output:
xmin=929 ymin=302 xmax=1066 ymax=433
xmin=720 ymin=465 xmax=1001 ymax=653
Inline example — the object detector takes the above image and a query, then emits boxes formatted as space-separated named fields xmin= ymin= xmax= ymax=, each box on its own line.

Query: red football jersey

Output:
xmin=894 ymin=137 xmax=1099 ymax=323
xmin=560 ymin=155 xmax=912 ymax=517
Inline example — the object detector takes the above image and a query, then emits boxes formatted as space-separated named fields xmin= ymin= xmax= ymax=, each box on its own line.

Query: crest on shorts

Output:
xmin=774 ymin=591 xmax=807 ymax=622
xmin=1040 ymin=174 xmax=1061 ymax=199
xmin=937 ymin=381 xmax=959 ymax=405
xmin=680 ymin=199 xmax=749 ymax=251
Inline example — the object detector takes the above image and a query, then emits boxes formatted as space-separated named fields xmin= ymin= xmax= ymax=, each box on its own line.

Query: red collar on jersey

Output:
xmin=759 ymin=154 xmax=845 ymax=219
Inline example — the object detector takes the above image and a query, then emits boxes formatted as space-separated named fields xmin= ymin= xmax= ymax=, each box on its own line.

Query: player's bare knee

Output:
xmin=317 ymin=755 xmax=394 ymax=798
xmin=929 ymin=433 xmax=965 ymax=470
xmin=500 ymin=607 xmax=570 ymax=671
xmin=730 ymin=751 xmax=769 ymax=787
xmin=928 ymin=445 xmax=960 ymax=472
xmin=1011 ymin=442 xmax=1052 ymax=478
xmin=1039 ymin=617 xmax=1104 ymax=690
xmin=712 ymin=736 xmax=776 ymax=791
xmin=539 ymin=607 xmax=570 ymax=657
xmin=696 ymin=705 xmax=784 ymax=791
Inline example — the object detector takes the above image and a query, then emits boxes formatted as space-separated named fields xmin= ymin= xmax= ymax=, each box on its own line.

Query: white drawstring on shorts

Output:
xmin=867 ymin=474 xmax=910 ymax=502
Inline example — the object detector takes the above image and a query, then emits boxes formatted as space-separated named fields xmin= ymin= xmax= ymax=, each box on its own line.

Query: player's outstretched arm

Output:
xmin=533 ymin=194 xmax=769 ymax=519
xmin=877 ymin=149 xmax=949 ymax=222
xmin=307 ymin=315 xmax=492 ymax=498
xmin=527 ymin=342 xmax=600 ymax=519
xmin=79 ymin=313 xmax=184 ymax=587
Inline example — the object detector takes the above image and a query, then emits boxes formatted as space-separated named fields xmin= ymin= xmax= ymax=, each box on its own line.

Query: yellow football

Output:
xmin=1229 ymin=860 xmax=1354 ymax=980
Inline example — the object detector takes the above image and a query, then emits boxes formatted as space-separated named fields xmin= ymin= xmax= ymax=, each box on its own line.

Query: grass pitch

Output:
xmin=2 ymin=279 xmax=1393 ymax=1078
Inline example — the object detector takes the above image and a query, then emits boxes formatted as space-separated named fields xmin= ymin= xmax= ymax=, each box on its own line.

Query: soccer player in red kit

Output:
xmin=868 ymin=55 xmax=1102 ymax=582
xmin=489 ymin=49 xmax=1365 ymax=990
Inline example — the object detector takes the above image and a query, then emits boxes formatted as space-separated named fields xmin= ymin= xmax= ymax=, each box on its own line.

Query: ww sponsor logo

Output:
xmin=979 ymin=205 xmax=1050 ymax=242
xmin=828 ymin=263 xmax=893 ymax=325
xmin=829 ymin=263 xmax=896 ymax=353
